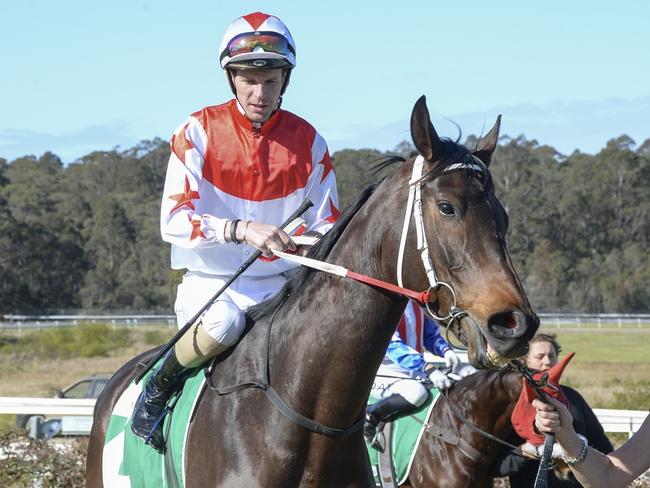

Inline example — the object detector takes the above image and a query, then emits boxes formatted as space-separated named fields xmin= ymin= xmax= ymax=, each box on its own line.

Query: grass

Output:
xmin=538 ymin=328 xmax=650 ymax=410
xmin=549 ymin=328 xmax=650 ymax=363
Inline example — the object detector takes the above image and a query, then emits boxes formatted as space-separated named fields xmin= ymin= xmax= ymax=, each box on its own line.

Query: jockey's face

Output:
xmin=231 ymin=68 xmax=284 ymax=123
xmin=526 ymin=341 xmax=558 ymax=371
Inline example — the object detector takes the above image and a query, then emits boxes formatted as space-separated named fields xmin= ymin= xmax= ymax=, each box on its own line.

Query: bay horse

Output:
xmin=86 ymin=96 xmax=539 ymax=487
xmin=403 ymin=370 xmax=524 ymax=488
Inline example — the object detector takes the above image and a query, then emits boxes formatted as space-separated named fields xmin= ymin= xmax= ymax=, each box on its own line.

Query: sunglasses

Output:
xmin=221 ymin=31 xmax=295 ymax=61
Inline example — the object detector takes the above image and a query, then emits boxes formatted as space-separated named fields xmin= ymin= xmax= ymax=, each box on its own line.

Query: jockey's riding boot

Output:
xmin=131 ymin=349 xmax=194 ymax=453
xmin=364 ymin=394 xmax=420 ymax=448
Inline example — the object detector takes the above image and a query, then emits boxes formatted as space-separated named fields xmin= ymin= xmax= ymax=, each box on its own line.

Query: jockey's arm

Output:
xmin=386 ymin=333 xmax=427 ymax=372
xmin=422 ymin=316 xmax=452 ymax=358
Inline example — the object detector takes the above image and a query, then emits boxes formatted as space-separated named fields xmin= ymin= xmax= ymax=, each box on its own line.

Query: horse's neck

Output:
xmin=274 ymin=184 xmax=408 ymax=426
xmin=452 ymin=372 xmax=522 ymax=436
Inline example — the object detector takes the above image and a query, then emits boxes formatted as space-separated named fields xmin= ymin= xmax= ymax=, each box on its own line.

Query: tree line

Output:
xmin=0 ymin=133 xmax=648 ymax=314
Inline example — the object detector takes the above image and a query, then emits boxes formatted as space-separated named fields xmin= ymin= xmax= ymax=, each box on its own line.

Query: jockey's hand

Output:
xmin=520 ymin=442 xmax=540 ymax=460
xmin=456 ymin=363 xmax=477 ymax=378
xmin=428 ymin=369 xmax=453 ymax=390
xmin=242 ymin=222 xmax=297 ymax=258
xmin=443 ymin=349 xmax=461 ymax=374
xmin=295 ymin=230 xmax=322 ymax=257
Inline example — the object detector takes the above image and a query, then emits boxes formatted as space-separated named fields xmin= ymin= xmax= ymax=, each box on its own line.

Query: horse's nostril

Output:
xmin=503 ymin=314 xmax=518 ymax=329
xmin=488 ymin=311 xmax=522 ymax=332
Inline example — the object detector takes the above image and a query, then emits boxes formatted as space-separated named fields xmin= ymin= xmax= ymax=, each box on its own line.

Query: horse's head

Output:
xmin=396 ymin=95 xmax=539 ymax=369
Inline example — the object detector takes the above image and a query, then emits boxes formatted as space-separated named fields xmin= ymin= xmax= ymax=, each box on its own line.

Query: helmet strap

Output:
xmin=280 ymin=68 xmax=291 ymax=95
xmin=226 ymin=68 xmax=237 ymax=95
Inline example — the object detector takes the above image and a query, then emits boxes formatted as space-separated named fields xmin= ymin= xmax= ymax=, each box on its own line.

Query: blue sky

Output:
xmin=1 ymin=0 xmax=649 ymax=163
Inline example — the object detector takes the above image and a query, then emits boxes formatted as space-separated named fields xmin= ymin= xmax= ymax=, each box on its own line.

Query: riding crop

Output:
xmin=135 ymin=198 xmax=314 ymax=384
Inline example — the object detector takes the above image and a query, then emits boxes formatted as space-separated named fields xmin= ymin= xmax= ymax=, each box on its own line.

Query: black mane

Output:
xmin=247 ymin=183 xmax=378 ymax=322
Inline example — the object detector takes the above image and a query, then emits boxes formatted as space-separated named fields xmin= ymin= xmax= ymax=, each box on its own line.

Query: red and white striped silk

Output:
xmin=397 ymin=300 xmax=425 ymax=353
xmin=160 ymin=99 xmax=338 ymax=278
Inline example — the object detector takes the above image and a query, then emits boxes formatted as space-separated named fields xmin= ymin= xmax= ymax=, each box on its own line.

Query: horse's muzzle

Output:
xmin=486 ymin=309 xmax=539 ymax=359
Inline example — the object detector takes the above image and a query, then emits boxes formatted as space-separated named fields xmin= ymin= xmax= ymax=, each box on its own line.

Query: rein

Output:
xmin=204 ymin=294 xmax=365 ymax=438
xmin=271 ymin=250 xmax=432 ymax=303
xmin=425 ymin=387 xmax=526 ymax=465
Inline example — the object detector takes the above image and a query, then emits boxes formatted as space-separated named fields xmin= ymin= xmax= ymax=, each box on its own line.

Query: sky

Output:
xmin=1 ymin=0 xmax=649 ymax=164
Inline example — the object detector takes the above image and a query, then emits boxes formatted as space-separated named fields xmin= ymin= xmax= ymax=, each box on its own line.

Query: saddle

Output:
xmin=366 ymin=389 xmax=440 ymax=487
xmin=103 ymin=363 xmax=207 ymax=488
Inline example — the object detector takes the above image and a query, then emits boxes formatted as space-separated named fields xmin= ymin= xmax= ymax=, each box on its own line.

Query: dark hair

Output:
xmin=529 ymin=332 xmax=562 ymax=355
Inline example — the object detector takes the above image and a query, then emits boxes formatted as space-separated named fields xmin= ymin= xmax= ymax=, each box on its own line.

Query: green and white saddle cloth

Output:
xmin=365 ymin=388 xmax=441 ymax=487
xmin=102 ymin=363 xmax=206 ymax=488
xmin=103 ymin=366 xmax=438 ymax=488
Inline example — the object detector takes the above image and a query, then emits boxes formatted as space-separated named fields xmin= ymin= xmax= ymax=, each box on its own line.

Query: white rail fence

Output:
xmin=0 ymin=397 xmax=646 ymax=440
xmin=538 ymin=313 xmax=650 ymax=330
xmin=0 ymin=314 xmax=176 ymax=330
xmin=1 ymin=313 xmax=649 ymax=330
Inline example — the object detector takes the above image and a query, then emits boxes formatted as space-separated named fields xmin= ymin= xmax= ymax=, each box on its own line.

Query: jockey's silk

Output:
xmin=366 ymin=388 xmax=441 ymax=486
xmin=397 ymin=300 xmax=425 ymax=352
xmin=386 ymin=300 xmax=451 ymax=371
xmin=161 ymin=99 xmax=339 ymax=277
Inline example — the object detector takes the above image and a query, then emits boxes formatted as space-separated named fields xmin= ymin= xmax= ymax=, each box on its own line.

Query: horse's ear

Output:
xmin=410 ymin=95 xmax=442 ymax=163
xmin=473 ymin=115 xmax=501 ymax=166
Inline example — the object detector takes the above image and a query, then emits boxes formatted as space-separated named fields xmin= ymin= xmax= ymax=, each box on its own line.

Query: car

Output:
xmin=16 ymin=373 xmax=111 ymax=430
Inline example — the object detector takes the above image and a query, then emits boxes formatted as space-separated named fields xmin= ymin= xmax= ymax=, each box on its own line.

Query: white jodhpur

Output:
xmin=371 ymin=363 xmax=429 ymax=409
xmin=173 ymin=271 xmax=286 ymax=366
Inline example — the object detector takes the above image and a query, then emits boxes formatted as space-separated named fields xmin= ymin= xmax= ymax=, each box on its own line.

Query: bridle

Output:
xmin=425 ymin=381 xmax=527 ymax=465
xmin=396 ymin=154 xmax=486 ymax=330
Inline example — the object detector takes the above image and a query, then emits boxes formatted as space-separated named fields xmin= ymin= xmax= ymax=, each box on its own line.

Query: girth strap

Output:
xmin=203 ymin=295 xmax=365 ymax=439
xmin=204 ymin=374 xmax=365 ymax=438
xmin=265 ymin=385 xmax=366 ymax=438
xmin=424 ymin=422 xmax=491 ymax=464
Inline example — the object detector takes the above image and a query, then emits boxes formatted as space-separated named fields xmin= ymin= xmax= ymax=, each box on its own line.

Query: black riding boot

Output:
xmin=131 ymin=350 xmax=193 ymax=453
xmin=364 ymin=393 xmax=420 ymax=448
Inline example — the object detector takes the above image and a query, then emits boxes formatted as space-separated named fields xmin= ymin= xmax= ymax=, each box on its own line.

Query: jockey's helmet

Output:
xmin=219 ymin=12 xmax=296 ymax=71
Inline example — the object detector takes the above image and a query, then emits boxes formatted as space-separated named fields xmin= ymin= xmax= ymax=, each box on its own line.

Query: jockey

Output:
xmin=364 ymin=300 xmax=474 ymax=446
xmin=131 ymin=12 xmax=339 ymax=453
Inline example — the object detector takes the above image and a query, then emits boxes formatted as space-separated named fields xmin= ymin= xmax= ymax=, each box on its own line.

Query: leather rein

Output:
xmin=425 ymin=388 xmax=525 ymax=464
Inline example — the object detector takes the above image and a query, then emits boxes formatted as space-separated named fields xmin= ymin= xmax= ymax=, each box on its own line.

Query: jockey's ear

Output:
xmin=410 ymin=95 xmax=443 ymax=164
xmin=473 ymin=115 xmax=501 ymax=167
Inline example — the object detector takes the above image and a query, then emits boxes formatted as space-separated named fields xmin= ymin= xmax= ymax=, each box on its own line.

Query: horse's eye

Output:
xmin=438 ymin=202 xmax=455 ymax=216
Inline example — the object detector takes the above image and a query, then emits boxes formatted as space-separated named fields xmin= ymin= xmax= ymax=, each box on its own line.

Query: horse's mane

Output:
xmin=247 ymin=182 xmax=379 ymax=322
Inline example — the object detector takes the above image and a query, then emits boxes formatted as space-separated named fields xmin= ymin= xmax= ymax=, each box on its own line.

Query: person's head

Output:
xmin=526 ymin=333 xmax=562 ymax=371
xmin=219 ymin=12 xmax=296 ymax=122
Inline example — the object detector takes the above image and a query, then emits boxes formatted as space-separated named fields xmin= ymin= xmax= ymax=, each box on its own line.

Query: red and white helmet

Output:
xmin=219 ymin=12 xmax=296 ymax=70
